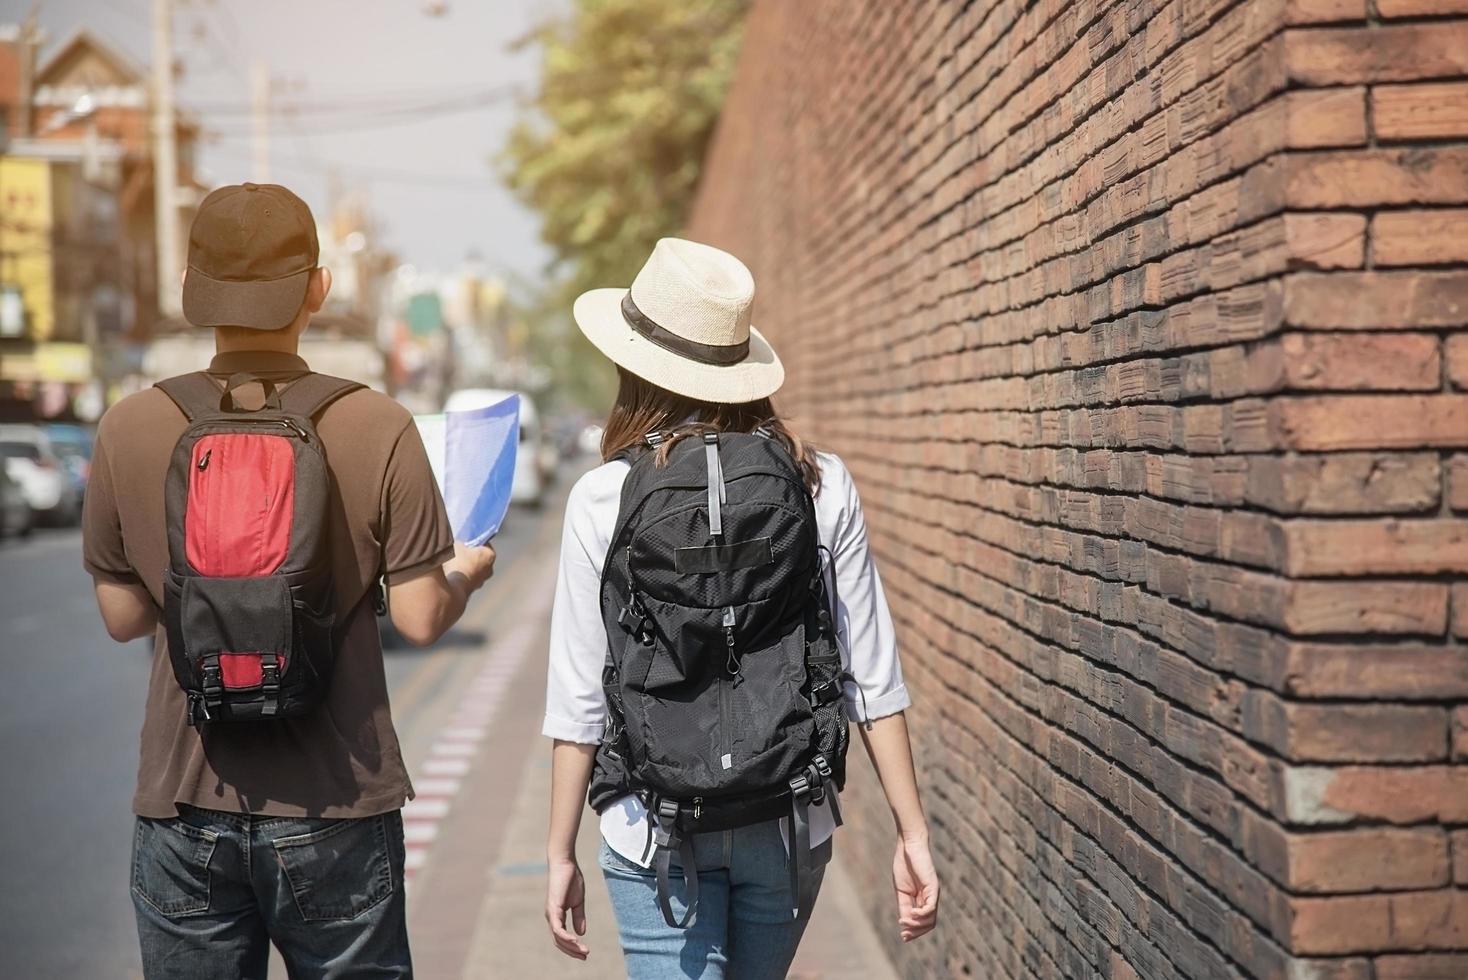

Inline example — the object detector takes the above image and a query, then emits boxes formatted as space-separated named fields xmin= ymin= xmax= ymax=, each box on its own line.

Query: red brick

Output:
xmin=1453 ymin=707 xmax=1468 ymax=762
xmin=1273 ymin=396 xmax=1468 ymax=451
xmin=1287 ymin=87 xmax=1368 ymax=148
xmin=1285 ymin=212 xmax=1366 ymax=269
xmin=1277 ymin=333 xmax=1439 ymax=391
xmin=1281 ymin=765 xmax=1468 ymax=824
xmin=1453 ymin=830 xmax=1468 ymax=885
xmin=1283 ymin=581 xmax=1448 ymax=635
xmin=1285 ymin=0 xmax=1366 ymax=21
xmin=1378 ymin=0 xmax=1468 ymax=13
xmin=1282 ymin=519 xmax=1468 ymax=576
xmin=1284 ymin=271 xmax=1468 ymax=329
xmin=1289 ymin=890 xmax=1468 ymax=954
xmin=1283 ymin=828 xmax=1449 ymax=892
xmin=1448 ymin=336 xmax=1468 ymax=391
xmin=1280 ymin=642 xmax=1468 ymax=700
xmin=1245 ymin=452 xmax=1441 ymax=514
xmin=1372 ymin=210 xmax=1468 ymax=267
xmin=1285 ymin=23 xmax=1468 ymax=84
xmin=1243 ymin=694 xmax=1449 ymax=762
xmin=1450 ymin=456 xmax=1468 ymax=510
xmin=1455 ymin=584 xmax=1468 ymax=639
xmin=1287 ymin=148 xmax=1468 ymax=208
xmin=1373 ymin=82 xmax=1468 ymax=140
xmin=1375 ymin=954 xmax=1468 ymax=979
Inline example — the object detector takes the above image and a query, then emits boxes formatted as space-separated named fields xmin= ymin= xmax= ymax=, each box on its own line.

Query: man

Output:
xmin=83 ymin=182 xmax=496 ymax=978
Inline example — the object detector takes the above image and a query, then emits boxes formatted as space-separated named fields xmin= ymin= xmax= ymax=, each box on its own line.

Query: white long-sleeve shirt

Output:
xmin=543 ymin=450 xmax=909 ymax=864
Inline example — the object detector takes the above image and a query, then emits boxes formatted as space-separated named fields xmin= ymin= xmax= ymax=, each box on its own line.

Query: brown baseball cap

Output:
xmin=182 ymin=182 xmax=320 ymax=330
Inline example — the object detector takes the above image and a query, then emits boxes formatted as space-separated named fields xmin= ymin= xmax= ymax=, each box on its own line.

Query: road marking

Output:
xmin=404 ymin=821 xmax=440 ymax=845
xmin=413 ymin=777 xmax=461 ymax=796
xmin=403 ymin=797 xmax=452 ymax=820
xmin=429 ymin=741 xmax=477 ymax=757
xmin=422 ymin=757 xmax=471 ymax=776
xmin=397 ymin=602 xmax=550 ymax=884
xmin=439 ymin=726 xmax=487 ymax=742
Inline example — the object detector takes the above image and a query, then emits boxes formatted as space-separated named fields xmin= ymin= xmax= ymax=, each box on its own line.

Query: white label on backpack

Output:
xmin=721 ymin=753 xmax=733 ymax=769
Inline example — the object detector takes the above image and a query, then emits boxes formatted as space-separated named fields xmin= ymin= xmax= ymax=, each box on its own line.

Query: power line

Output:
xmin=268 ymin=154 xmax=498 ymax=190
xmin=184 ymin=81 xmax=526 ymax=118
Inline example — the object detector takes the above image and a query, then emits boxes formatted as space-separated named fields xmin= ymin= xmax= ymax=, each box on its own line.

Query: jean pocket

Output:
xmin=273 ymin=814 xmax=395 ymax=921
xmin=597 ymin=838 xmax=653 ymax=876
xmin=132 ymin=816 xmax=219 ymax=918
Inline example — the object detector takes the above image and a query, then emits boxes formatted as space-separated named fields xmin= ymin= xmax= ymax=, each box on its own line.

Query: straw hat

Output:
xmin=572 ymin=238 xmax=784 ymax=404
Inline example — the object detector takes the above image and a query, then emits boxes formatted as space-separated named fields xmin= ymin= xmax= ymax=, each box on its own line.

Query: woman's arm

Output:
xmin=860 ymin=712 xmax=940 ymax=942
xmin=546 ymin=740 xmax=597 ymax=960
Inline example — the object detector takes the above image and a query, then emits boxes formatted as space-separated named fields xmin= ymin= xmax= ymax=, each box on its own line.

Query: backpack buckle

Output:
xmin=260 ymin=654 xmax=281 ymax=717
xmin=200 ymin=661 xmax=223 ymax=700
xmin=618 ymin=596 xmax=654 ymax=645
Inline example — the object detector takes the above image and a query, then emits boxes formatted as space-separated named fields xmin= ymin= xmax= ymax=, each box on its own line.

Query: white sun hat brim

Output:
xmin=573 ymin=287 xmax=785 ymax=404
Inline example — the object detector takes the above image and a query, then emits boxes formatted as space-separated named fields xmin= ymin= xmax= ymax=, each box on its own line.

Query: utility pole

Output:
xmin=16 ymin=5 xmax=41 ymax=139
xmin=251 ymin=60 xmax=271 ymax=182
xmin=151 ymin=0 xmax=181 ymax=315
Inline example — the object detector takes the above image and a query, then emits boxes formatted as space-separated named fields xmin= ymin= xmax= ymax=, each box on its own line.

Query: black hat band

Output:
xmin=621 ymin=293 xmax=749 ymax=367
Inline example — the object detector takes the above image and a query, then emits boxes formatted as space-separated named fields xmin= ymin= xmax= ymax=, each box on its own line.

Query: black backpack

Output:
xmin=593 ymin=428 xmax=851 ymax=927
xmin=154 ymin=370 xmax=362 ymax=727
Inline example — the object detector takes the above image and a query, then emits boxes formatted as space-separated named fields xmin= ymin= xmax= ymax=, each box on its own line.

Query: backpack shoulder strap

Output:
xmin=278 ymin=373 xmax=365 ymax=419
xmin=154 ymin=372 xmax=224 ymax=422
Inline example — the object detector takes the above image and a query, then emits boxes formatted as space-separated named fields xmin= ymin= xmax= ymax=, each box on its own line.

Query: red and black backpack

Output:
xmin=154 ymin=370 xmax=362 ymax=726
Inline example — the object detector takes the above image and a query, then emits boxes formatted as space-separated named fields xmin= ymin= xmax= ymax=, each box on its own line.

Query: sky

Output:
xmin=26 ymin=0 xmax=561 ymax=282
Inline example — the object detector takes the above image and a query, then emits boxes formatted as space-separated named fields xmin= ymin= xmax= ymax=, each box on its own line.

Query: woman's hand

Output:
xmin=545 ymin=857 xmax=589 ymax=959
xmin=892 ymin=832 xmax=940 ymax=942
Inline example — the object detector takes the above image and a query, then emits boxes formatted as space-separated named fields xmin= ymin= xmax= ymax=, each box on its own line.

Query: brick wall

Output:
xmin=686 ymin=1 xmax=1468 ymax=977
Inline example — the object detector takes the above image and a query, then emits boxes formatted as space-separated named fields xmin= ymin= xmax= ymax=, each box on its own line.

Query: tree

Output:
xmin=501 ymin=0 xmax=749 ymax=409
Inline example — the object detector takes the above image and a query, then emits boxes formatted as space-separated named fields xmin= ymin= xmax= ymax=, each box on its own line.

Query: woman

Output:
xmin=542 ymin=238 xmax=939 ymax=978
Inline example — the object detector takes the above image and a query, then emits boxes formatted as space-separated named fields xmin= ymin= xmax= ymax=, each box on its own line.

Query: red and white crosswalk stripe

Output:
xmin=401 ymin=618 xmax=539 ymax=885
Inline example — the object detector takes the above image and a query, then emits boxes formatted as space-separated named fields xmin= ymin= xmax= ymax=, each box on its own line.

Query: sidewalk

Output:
xmin=401 ymin=488 xmax=899 ymax=979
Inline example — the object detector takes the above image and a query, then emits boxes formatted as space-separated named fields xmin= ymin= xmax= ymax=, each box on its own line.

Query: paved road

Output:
xmin=0 ymin=476 xmax=557 ymax=980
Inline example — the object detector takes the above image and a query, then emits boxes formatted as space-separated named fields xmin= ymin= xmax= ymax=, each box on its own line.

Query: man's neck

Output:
xmin=213 ymin=328 xmax=302 ymax=357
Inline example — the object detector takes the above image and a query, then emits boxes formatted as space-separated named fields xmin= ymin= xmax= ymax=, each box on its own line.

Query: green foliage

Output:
xmin=501 ymin=0 xmax=749 ymax=410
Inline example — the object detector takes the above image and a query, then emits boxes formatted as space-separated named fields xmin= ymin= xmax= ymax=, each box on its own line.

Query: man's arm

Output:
xmin=94 ymin=581 xmax=158 ymax=642
xmin=82 ymin=425 xmax=155 ymax=643
xmin=388 ymin=542 xmax=496 ymax=646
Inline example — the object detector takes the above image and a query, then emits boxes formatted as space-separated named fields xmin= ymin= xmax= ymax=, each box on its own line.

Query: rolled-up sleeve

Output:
xmin=542 ymin=469 xmax=618 ymax=743
xmin=380 ymin=420 xmax=455 ymax=583
xmin=81 ymin=428 xmax=139 ymax=584
xmin=827 ymin=461 xmax=910 ymax=722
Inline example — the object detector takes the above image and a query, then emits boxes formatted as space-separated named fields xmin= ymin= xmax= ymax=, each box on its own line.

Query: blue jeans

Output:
xmin=131 ymin=805 xmax=410 ymax=979
xmin=599 ymin=820 xmax=832 ymax=980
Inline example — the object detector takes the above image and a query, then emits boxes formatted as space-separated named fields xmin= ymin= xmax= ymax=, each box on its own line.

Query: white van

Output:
xmin=443 ymin=388 xmax=545 ymax=507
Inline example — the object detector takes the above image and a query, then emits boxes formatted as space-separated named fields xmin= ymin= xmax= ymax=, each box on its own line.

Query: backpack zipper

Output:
xmin=723 ymin=606 xmax=740 ymax=676
xmin=719 ymin=605 xmax=735 ymax=772
xmin=203 ymin=418 xmax=308 ymax=441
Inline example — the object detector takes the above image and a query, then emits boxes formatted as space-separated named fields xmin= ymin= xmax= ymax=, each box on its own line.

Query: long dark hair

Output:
xmin=600 ymin=367 xmax=821 ymax=492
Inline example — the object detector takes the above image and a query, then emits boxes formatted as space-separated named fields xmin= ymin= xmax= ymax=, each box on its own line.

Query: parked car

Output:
xmin=0 ymin=467 xmax=33 ymax=540
xmin=442 ymin=388 xmax=547 ymax=508
xmin=0 ymin=424 xmax=83 ymax=526
xmin=43 ymin=423 xmax=95 ymax=485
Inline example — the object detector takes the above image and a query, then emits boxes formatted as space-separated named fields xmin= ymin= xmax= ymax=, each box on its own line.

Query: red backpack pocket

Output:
xmin=186 ymin=433 xmax=296 ymax=577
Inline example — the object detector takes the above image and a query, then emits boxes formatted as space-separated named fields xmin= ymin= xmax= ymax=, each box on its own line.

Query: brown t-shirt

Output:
xmin=82 ymin=350 xmax=454 ymax=819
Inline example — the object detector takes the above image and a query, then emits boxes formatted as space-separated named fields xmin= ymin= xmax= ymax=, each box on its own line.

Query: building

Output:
xmin=0 ymin=24 xmax=200 ymax=421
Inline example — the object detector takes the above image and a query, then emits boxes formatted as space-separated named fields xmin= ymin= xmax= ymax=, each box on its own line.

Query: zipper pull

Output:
xmin=723 ymin=606 xmax=740 ymax=676
xmin=196 ymin=449 xmax=211 ymax=471
xmin=692 ymin=797 xmax=703 ymax=821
